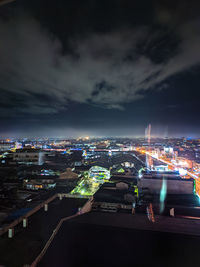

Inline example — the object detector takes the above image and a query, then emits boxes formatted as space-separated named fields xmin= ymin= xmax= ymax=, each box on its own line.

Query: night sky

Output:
xmin=0 ymin=0 xmax=200 ymax=137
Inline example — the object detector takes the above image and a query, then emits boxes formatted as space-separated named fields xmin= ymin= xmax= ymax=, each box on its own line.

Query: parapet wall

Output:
xmin=138 ymin=178 xmax=194 ymax=194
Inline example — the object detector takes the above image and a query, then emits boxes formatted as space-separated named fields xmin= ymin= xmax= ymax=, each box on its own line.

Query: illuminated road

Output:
xmin=136 ymin=148 xmax=200 ymax=196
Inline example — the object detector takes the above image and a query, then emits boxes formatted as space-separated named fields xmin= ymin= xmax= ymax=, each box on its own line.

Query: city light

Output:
xmin=178 ymin=168 xmax=187 ymax=176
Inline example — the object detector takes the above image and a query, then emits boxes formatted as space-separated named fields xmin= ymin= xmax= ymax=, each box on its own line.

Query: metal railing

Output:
xmin=30 ymin=198 xmax=93 ymax=266
xmin=0 ymin=194 xmax=58 ymax=237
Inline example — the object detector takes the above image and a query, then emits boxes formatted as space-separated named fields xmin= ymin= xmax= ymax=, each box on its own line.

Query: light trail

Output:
xmin=136 ymin=148 xmax=200 ymax=197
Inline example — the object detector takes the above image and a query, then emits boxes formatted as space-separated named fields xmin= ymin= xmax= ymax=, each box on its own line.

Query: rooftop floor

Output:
xmin=0 ymin=198 xmax=86 ymax=267
xmin=39 ymin=211 xmax=200 ymax=267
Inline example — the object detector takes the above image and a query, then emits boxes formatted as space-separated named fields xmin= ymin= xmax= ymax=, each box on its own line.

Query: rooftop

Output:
xmin=0 ymin=198 xmax=86 ymax=267
xmin=38 ymin=211 xmax=200 ymax=267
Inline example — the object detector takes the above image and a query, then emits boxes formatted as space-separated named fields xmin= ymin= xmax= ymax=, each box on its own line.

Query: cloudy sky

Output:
xmin=0 ymin=0 xmax=200 ymax=137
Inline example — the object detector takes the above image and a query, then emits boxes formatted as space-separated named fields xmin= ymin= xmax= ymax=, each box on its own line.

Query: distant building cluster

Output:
xmin=0 ymin=136 xmax=200 ymax=232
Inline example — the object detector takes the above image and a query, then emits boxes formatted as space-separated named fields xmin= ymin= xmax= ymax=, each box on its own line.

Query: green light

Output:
xmin=70 ymin=167 xmax=110 ymax=197
xmin=117 ymin=168 xmax=125 ymax=173
xmin=134 ymin=186 xmax=139 ymax=197
xmin=160 ymin=178 xmax=167 ymax=213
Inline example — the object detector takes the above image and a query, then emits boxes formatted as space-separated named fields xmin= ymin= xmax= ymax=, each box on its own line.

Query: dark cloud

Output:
xmin=0 ymin=0 xmax=200 ymax=136
xmin=0 ymin=12 xmax=200 ymax=116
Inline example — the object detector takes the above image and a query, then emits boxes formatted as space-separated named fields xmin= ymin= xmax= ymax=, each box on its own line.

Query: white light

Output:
xmin=179 ymin=168 xmax=187 ymax=176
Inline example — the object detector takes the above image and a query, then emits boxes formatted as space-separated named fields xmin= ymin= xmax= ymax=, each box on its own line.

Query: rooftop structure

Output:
xmin=88 ymin=166 xmax=110 ymax=182
xmin=24 ymin=179 xmax=56 ymax=190
xmin=13 ymin=148 xmax=44 ymax=165
xmin=59 ymin=168 xmax=78 ymax=179
xmin=37 ymin=211 xmax=200 ymax=267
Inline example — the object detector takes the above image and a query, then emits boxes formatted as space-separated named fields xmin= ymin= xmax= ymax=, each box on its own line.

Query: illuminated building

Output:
xmin=121 ymin=161 xmax=134 ymax=168
xmin=153 ymin=165 xmax=169 ymax=172
xmin=164 ymin=147 xmax=173 ymax=154
xmin=83 ymin=150 xmax=87 ymax=158
xmin=88 ymin=166 xmax=110 ymax=182
xmin=13 ymin=148 xmax=44 ymax=165
xmin=172 ymin=157 xmax=193 ymax=169
xmin=0 ymin=142 xmax=14 ymax=151
xmin=15 ymin=141 xmax=22 ymax=149
xmin=24 ymin=179 xmax=56 ymax=190
xmin=108 ymin=150 xmax=112 ymax=157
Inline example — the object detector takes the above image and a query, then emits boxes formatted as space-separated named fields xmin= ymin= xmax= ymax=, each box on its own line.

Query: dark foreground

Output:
xmin=39 ymin=212 xmax=200 ymax=267
xmin=0 ymin=198 xmax=86 ymax=267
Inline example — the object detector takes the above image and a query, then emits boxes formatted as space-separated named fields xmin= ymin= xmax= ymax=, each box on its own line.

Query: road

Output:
xmin=136 ymin=148 xmax=200 ymax=196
